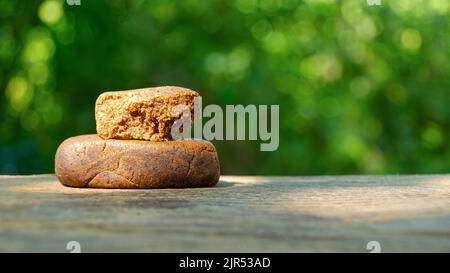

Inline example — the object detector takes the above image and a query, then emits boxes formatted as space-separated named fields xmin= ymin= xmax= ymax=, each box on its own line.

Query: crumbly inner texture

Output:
xmin=96 ymin=86 xmax=198 ymax=141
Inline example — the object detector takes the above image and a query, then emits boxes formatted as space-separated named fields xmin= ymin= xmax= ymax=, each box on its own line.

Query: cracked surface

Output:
xmin=95 ymin=86 xmax=199 ymax=141
xmin=55 ymin=135 xmax=220 ymax=189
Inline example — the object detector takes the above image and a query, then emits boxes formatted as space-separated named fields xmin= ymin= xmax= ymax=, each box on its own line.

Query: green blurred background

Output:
xmin=1 ymin=0 xmax=450 ymax=175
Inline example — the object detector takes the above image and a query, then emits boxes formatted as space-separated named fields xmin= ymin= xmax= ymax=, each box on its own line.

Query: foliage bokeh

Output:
xmin=1 ymin=0 xmax=450 ymax=175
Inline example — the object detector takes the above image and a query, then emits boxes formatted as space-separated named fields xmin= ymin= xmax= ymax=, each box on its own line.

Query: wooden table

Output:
xmin=1 ymin=174 xmax=450 ymax=252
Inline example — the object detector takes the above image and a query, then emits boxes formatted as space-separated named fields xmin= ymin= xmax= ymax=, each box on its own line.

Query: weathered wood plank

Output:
xmin=1 ymin=174 xmax=450 ymax=252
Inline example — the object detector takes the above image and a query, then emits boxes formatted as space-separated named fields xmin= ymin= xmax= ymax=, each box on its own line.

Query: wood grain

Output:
xmin=1 ymin=174 xmax=450 ymax=252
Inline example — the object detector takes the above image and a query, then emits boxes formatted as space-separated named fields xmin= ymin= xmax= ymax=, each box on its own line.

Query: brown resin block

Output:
xmin=95 ymin=86 xmax=199 ymax=141
xmin=55 ymin=135 xmax=220 ymax=189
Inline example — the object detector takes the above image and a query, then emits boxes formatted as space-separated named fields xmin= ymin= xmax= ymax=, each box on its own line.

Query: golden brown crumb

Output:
xmin=95 ymin=86 xmax=199 ymax=141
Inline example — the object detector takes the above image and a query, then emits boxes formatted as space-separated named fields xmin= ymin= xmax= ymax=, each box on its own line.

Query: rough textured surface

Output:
xmin=95 ymin=86 xmax=199 ymax=141
xmin=55 ymin=135 xmax=220 ymax=189
xmin=1 ymin=174 xmax=450 ymax=252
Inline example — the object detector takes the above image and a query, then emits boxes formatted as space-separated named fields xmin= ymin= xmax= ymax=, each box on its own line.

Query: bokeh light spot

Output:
xmin=21 ymin=111 xmax=41 ymax=131
xmin=251 ymin=20 xmax=273 ymax=40
xmin=5 ymin=76 xmax=34 ymax=112
xmin=355 ymin=17 xmax=377 ymax=41
xmin=38 ymin=0 xmax=64 ymax=25
xmin=235 ymin=0 xmax=257 ymax=14
xmin=300 ymin=53 xmax=343 ymax=82
xmin=362 ymin=149 xmax=385 ymax=173
xmin=295 ymin=21 xmax=316 ymax=44
xmin=28 ymin=63 xmax=49 ymax=85
xmin=205 ymin=52 xmax=227 ymax=75
xmin=430 ymin=0 xmax=449 ymax=15
xmin=228 ymin=47 xmax=252 ymax=80
xmin=264 ymin=31 xmax=288 ymax=53
xmin=422 ymin=125 xmax=443 ymax=150
xmin=363 ymin=117 xmax=383 ymax=139
xmin=350 ymin=76 xmax=372 ymax=98
xmin=22 ymin=30 xmax=55 ymax=64
xmin=384 ymin=83 xmax=407 ymax=104
xmin=401 ymin=28 xmax=422 ymax=52
xmin=259 ymin=0 xmax=282 ymax=12
xmin=337 ymin=133 xmax=368 ymax=161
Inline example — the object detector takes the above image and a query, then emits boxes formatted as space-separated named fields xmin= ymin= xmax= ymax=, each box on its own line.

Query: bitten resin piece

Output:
xmin=95 ymin=86 xmax=198 ymax=141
